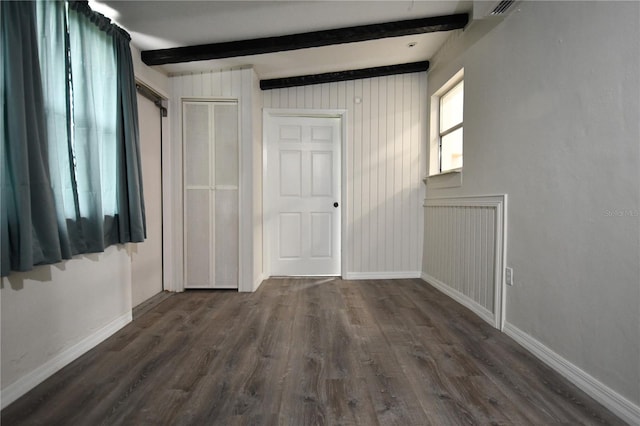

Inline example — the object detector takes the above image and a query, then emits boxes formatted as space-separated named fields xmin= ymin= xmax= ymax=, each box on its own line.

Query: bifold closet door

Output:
xmin=183 ymin=101 xmax=238 ymax=289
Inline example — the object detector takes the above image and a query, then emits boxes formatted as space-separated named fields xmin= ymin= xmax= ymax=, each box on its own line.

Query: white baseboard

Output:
xmin=503 ymin=322 xmax=640 ymax=425
xmin=421 ymin=272 xmax=496 ymax=327
xmin=253 ymin=273 xmax=266 ymax=292
xmin=1 ymin=311 xmax=132 ymax=410
xmin=344 ymin=271 xmax=422 ymax=280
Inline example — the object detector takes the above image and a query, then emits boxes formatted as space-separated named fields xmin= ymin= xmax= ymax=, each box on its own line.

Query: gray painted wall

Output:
xmin=424 ymin=1 xmax=639 ymax=405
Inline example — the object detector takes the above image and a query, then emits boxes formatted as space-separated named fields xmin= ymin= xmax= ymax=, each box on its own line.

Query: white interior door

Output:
xmin=131 ymin=94 xmax=163 ymax=306
xmin=266 ymin=115 xmax=341 ymax=276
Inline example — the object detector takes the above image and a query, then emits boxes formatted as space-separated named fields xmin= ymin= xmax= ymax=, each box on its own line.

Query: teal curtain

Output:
xmin=69 ymin=2 xmax=120 ymax=249
xmin=0 ymin=0 xmax=4 ymax=274
xmin=36 ymin=0 xmax=76 ymax=258
xmin=1 ymin=1 xmax=62 ymax=275
xmin=113 ymin=26 xmax=146 ymax=243
xmin=0 ymin=1 xmax=146 ymax=276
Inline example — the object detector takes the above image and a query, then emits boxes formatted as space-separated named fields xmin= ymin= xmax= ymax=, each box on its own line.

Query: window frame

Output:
xmin=437 ymin=78 xmax=464 ymax=173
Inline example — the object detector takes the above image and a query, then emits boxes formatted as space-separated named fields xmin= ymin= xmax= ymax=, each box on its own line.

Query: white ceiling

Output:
xmin=97 ymin=0 xmax=472 ymax=79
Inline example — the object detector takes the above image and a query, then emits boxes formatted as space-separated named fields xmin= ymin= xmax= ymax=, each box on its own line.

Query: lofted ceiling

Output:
xmin=97 ymin=0 xmax=473 ymax=79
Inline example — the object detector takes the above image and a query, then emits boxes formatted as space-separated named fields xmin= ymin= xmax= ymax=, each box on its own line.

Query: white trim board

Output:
xmin=504 ymin=322 xmax=640 ymax=425
xmin=345 ymin=271 xmax=422 ymax=280
xmin=1 ymin=311 xmax=132 ymax=410
xmin=421 ymin=273 xmax=495 ymax=327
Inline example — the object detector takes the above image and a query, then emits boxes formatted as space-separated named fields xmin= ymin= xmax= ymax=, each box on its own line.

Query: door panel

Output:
xmin=267 ymin=115 xmax=341 ymax=276
xmin=279 ymin=213 xmax=302 ymax=258
xmin=214 ymin=189 xmax=238 ymax=287
xmin=185 ymin=189 xmax=211 ymax=286
xmin=311 ymin=151 xmax=333 ymax=196
xmin=184 ymin=103 xmax=210 ymax=186
xmin=280 ymin=151 xmax=302 ymax=196
xmin=310 ymin=213 xmax=332 ymax=257
xmin=311 ymin=125 xmax=333 ymax=142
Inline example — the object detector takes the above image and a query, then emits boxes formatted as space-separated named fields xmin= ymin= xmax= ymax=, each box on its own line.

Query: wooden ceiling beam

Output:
xmin=260 ymin=61 xmax=429 ymax=90
xmin=141 ymin=14 xmax=468 ymax=66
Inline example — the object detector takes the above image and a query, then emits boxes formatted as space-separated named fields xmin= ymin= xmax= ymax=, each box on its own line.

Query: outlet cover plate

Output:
xmin=506 ymin=267 xmax=513 ymax=286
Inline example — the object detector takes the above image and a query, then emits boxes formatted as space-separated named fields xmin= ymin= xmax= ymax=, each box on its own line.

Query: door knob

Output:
xmin=333 ymin=202 xmax=339 ymax=208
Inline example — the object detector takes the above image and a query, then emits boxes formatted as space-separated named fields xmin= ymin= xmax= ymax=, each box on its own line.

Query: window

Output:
xmin=438 ymin=79 xmax=464 ymax=172
xmin=1 ymin=1 xmax=145 ymax=276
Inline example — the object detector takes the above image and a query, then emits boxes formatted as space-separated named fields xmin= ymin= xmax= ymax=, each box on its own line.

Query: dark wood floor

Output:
xmin=2 ymin=278 xmax=625 ymax=425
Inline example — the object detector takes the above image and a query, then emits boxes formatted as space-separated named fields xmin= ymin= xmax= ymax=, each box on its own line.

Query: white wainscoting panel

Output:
xmin=423 ymin=195 xmax=507 ymax=328
xmin=263 ymin=74 xmax=426 ymax=277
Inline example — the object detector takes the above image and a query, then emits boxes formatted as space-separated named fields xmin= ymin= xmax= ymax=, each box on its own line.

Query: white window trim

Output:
xmin=428 ymin=68 xmax=464 ymax=187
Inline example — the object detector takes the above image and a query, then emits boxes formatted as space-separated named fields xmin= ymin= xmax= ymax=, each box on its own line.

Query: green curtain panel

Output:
xmin=36 ymin=0 xmax=76 ymax=258
xmin=0 ymin=0 xmax=4 ymax=275
xmin=1 ymin=1 xmax=62 ymax=276
xmin=113 ymin=24 xmax=147 ymax=245
xmin=0 ymin=1 xmax=146 ymax=277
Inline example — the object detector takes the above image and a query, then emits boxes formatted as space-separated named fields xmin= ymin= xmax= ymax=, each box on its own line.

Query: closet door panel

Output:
xmin=214 ymin=104 xmax=238 ymax=187
xmin=215 ymin=189 xmax=238 ymax=288
xmin=185 ymin=189 xmax=212 ymax=287
xmin=184 ymin=103 xmax=210 ymax=186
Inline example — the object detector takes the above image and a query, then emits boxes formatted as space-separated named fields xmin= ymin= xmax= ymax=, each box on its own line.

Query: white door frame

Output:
xmin=263 ymin=108 xmax=347 ymax=279
xmin=132 ymin=89 xmax=165 ymax=305
xmin=134 ymin=77 xmax=175 ymax=292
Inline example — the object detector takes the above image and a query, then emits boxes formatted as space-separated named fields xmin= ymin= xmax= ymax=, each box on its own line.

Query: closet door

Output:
xmin=183 ymin=101 xmax=238 ymax=289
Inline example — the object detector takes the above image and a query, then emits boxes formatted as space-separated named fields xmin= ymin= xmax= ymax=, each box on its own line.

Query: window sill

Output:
xmin=423 ymin=169 xmax=462 ymax=189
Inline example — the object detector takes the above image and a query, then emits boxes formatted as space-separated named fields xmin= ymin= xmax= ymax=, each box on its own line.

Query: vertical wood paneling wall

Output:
xmin=263 ymin=73 xmax=426 ymax=278
xmin=422 ymin=196 xmax=507 ymax=328
xmin=169 ymin=67 xmax=260 ymax=292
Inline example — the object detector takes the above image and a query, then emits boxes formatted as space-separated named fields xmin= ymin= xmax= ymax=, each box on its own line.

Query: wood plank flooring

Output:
xmin=2 ymin=278 xmax=626 ymax=425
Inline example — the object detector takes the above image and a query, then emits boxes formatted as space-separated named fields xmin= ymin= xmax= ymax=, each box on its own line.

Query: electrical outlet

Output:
xmin=505 ymin=267 xmax=513 ymax=286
